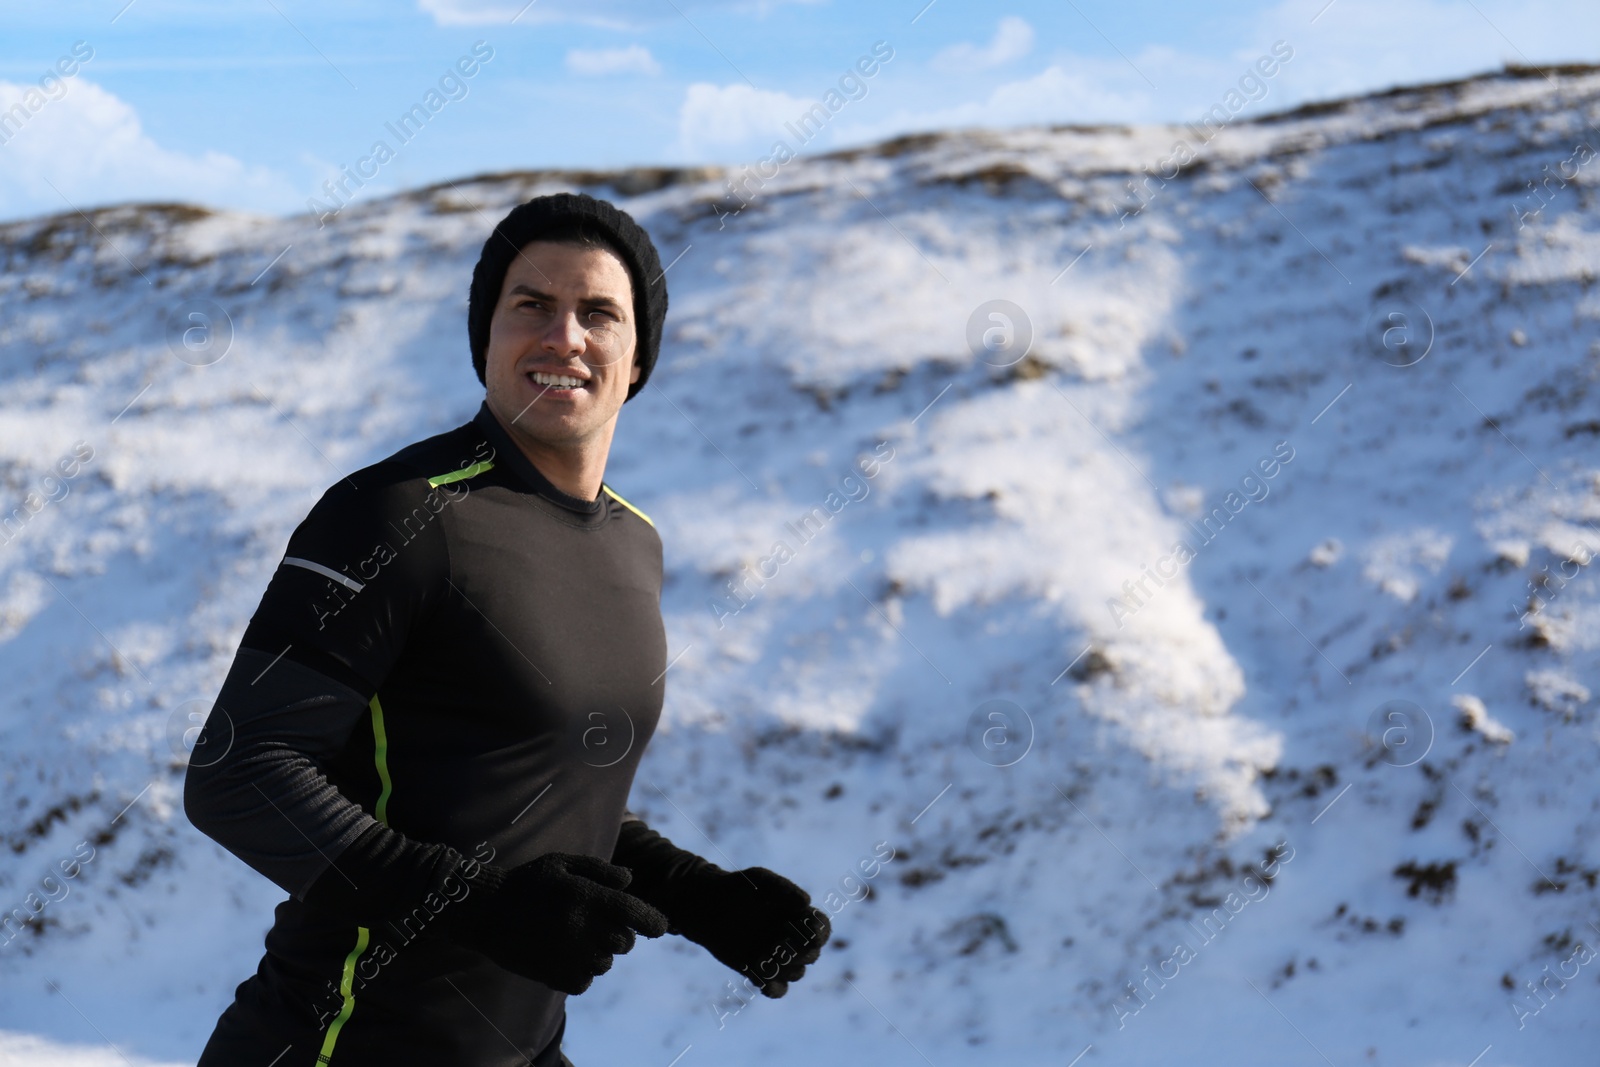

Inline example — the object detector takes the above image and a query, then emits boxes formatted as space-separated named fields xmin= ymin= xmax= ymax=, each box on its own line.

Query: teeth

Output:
xmin=532 ymin=372 xmax=585 ymax=388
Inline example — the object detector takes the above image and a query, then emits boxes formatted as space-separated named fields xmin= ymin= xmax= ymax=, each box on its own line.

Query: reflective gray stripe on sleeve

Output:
xmin=284 ymin=556 xmax=364 ymax=592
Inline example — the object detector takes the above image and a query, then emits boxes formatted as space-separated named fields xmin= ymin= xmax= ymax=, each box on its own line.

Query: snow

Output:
xmin=4 ymin=65 xmax=1600 ymax=1065
xmin=1453 ymin=693 xmax=1515 ymax=746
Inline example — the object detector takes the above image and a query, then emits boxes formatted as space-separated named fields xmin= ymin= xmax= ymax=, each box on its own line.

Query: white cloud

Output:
xmin=829 ymin=59 xmax=1157 ymax=151
xmin=675 ymin=81 xmax=815 ymax=157
xmin=0 ymin=78 xmax=293 ymax=221
xmin=974 ymin=62 xmax=1149 ymax=123
xmin=565 ymin=45 xmax=661 ymax=77
xmin=1253 ymin=0 xmax=1600 ymax=106
xmin=416 ymin=0 xmax=817 ymax=28
xmin=828 ymin=0 xmax=1600 ymax=153
xmin=932 ymin=16 xmax=1035 ymax=73
xmin=416 ymin=0 xmax=554 ymax=25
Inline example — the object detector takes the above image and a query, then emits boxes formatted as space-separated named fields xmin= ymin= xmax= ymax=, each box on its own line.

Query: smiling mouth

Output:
xmin=528 ymin=370 xmax=589 ymax=392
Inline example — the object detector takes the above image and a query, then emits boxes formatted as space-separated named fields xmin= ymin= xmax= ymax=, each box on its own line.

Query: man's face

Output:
xmin=483 ymin=239 xmax=639 ymax=449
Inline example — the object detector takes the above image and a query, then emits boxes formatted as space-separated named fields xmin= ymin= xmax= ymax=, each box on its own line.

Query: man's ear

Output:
xmin=629 ymin=352 xmax=640 ymax=383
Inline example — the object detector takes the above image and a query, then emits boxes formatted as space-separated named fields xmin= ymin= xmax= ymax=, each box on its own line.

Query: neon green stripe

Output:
xmin=428 ymin=460 xmax=495 ymax=487
xmin=602 ymin=484 xmax=655 ymax=528
xmin=370 ymin=695 xmax=392 ymax=825
xmin=316 ymin=697 xmax=391 ymax=1064
xmin=316 ymin=926 xmax=370 ymax=1064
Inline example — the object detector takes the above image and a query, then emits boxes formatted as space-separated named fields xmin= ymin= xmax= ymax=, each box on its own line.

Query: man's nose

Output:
xmin=541 ymin=310 xmax=586 ymax=355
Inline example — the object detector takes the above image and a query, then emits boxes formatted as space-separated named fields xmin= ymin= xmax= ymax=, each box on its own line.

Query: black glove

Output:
xmin=434 ymin=851 xmax=671 ymax=995
xmin=303 ymin=824 xmax=669 ymax=994
xmin=611 ymin=819 xmax=830 ymax=997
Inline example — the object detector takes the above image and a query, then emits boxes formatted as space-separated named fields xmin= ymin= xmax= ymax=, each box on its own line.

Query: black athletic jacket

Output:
xmin=185 ymin=401 xmax=666 ymax=1066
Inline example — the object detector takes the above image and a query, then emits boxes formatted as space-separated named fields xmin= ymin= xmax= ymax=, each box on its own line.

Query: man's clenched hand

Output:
xmin=436 ymin=852 xmax=670 ymax=995
xmin=671 ymin=865 xmax=832 ymax=997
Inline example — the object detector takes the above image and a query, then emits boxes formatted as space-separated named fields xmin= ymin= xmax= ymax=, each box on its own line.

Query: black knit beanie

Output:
xmin=468 ymin=192 xmax=667 ymax=402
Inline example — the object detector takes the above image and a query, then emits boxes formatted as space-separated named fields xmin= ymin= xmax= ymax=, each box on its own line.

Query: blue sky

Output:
xmin=0 ymin=0 xmax=1594 ymax=223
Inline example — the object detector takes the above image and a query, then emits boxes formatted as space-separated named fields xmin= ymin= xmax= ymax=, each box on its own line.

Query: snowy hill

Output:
xmin=3 ymin=64 xmax=1600 ymax=1066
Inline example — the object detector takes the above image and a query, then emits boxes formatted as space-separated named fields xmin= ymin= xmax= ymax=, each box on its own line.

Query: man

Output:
xmin=185 ymin=192 xmax=830 ymax=1066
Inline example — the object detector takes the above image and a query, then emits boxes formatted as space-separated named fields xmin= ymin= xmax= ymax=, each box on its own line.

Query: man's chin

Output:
xmin=487 ymin=382 xmax=619 ymax=445
xmin=508 ymin=403 xmax=607 ymax=446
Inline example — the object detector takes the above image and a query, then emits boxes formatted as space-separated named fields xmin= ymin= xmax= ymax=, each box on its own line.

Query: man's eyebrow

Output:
xmin=506 ymin=283 xmax=626 ymax=310
xmin=506 ymin=283 xmax=552 ymax=301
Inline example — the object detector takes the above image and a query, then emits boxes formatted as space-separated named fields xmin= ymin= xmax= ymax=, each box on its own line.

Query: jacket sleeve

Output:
xmin=183 ymin=462 xmax=454 ymax=903
xmin=609 ymin=816 xmax=722 ymax=918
